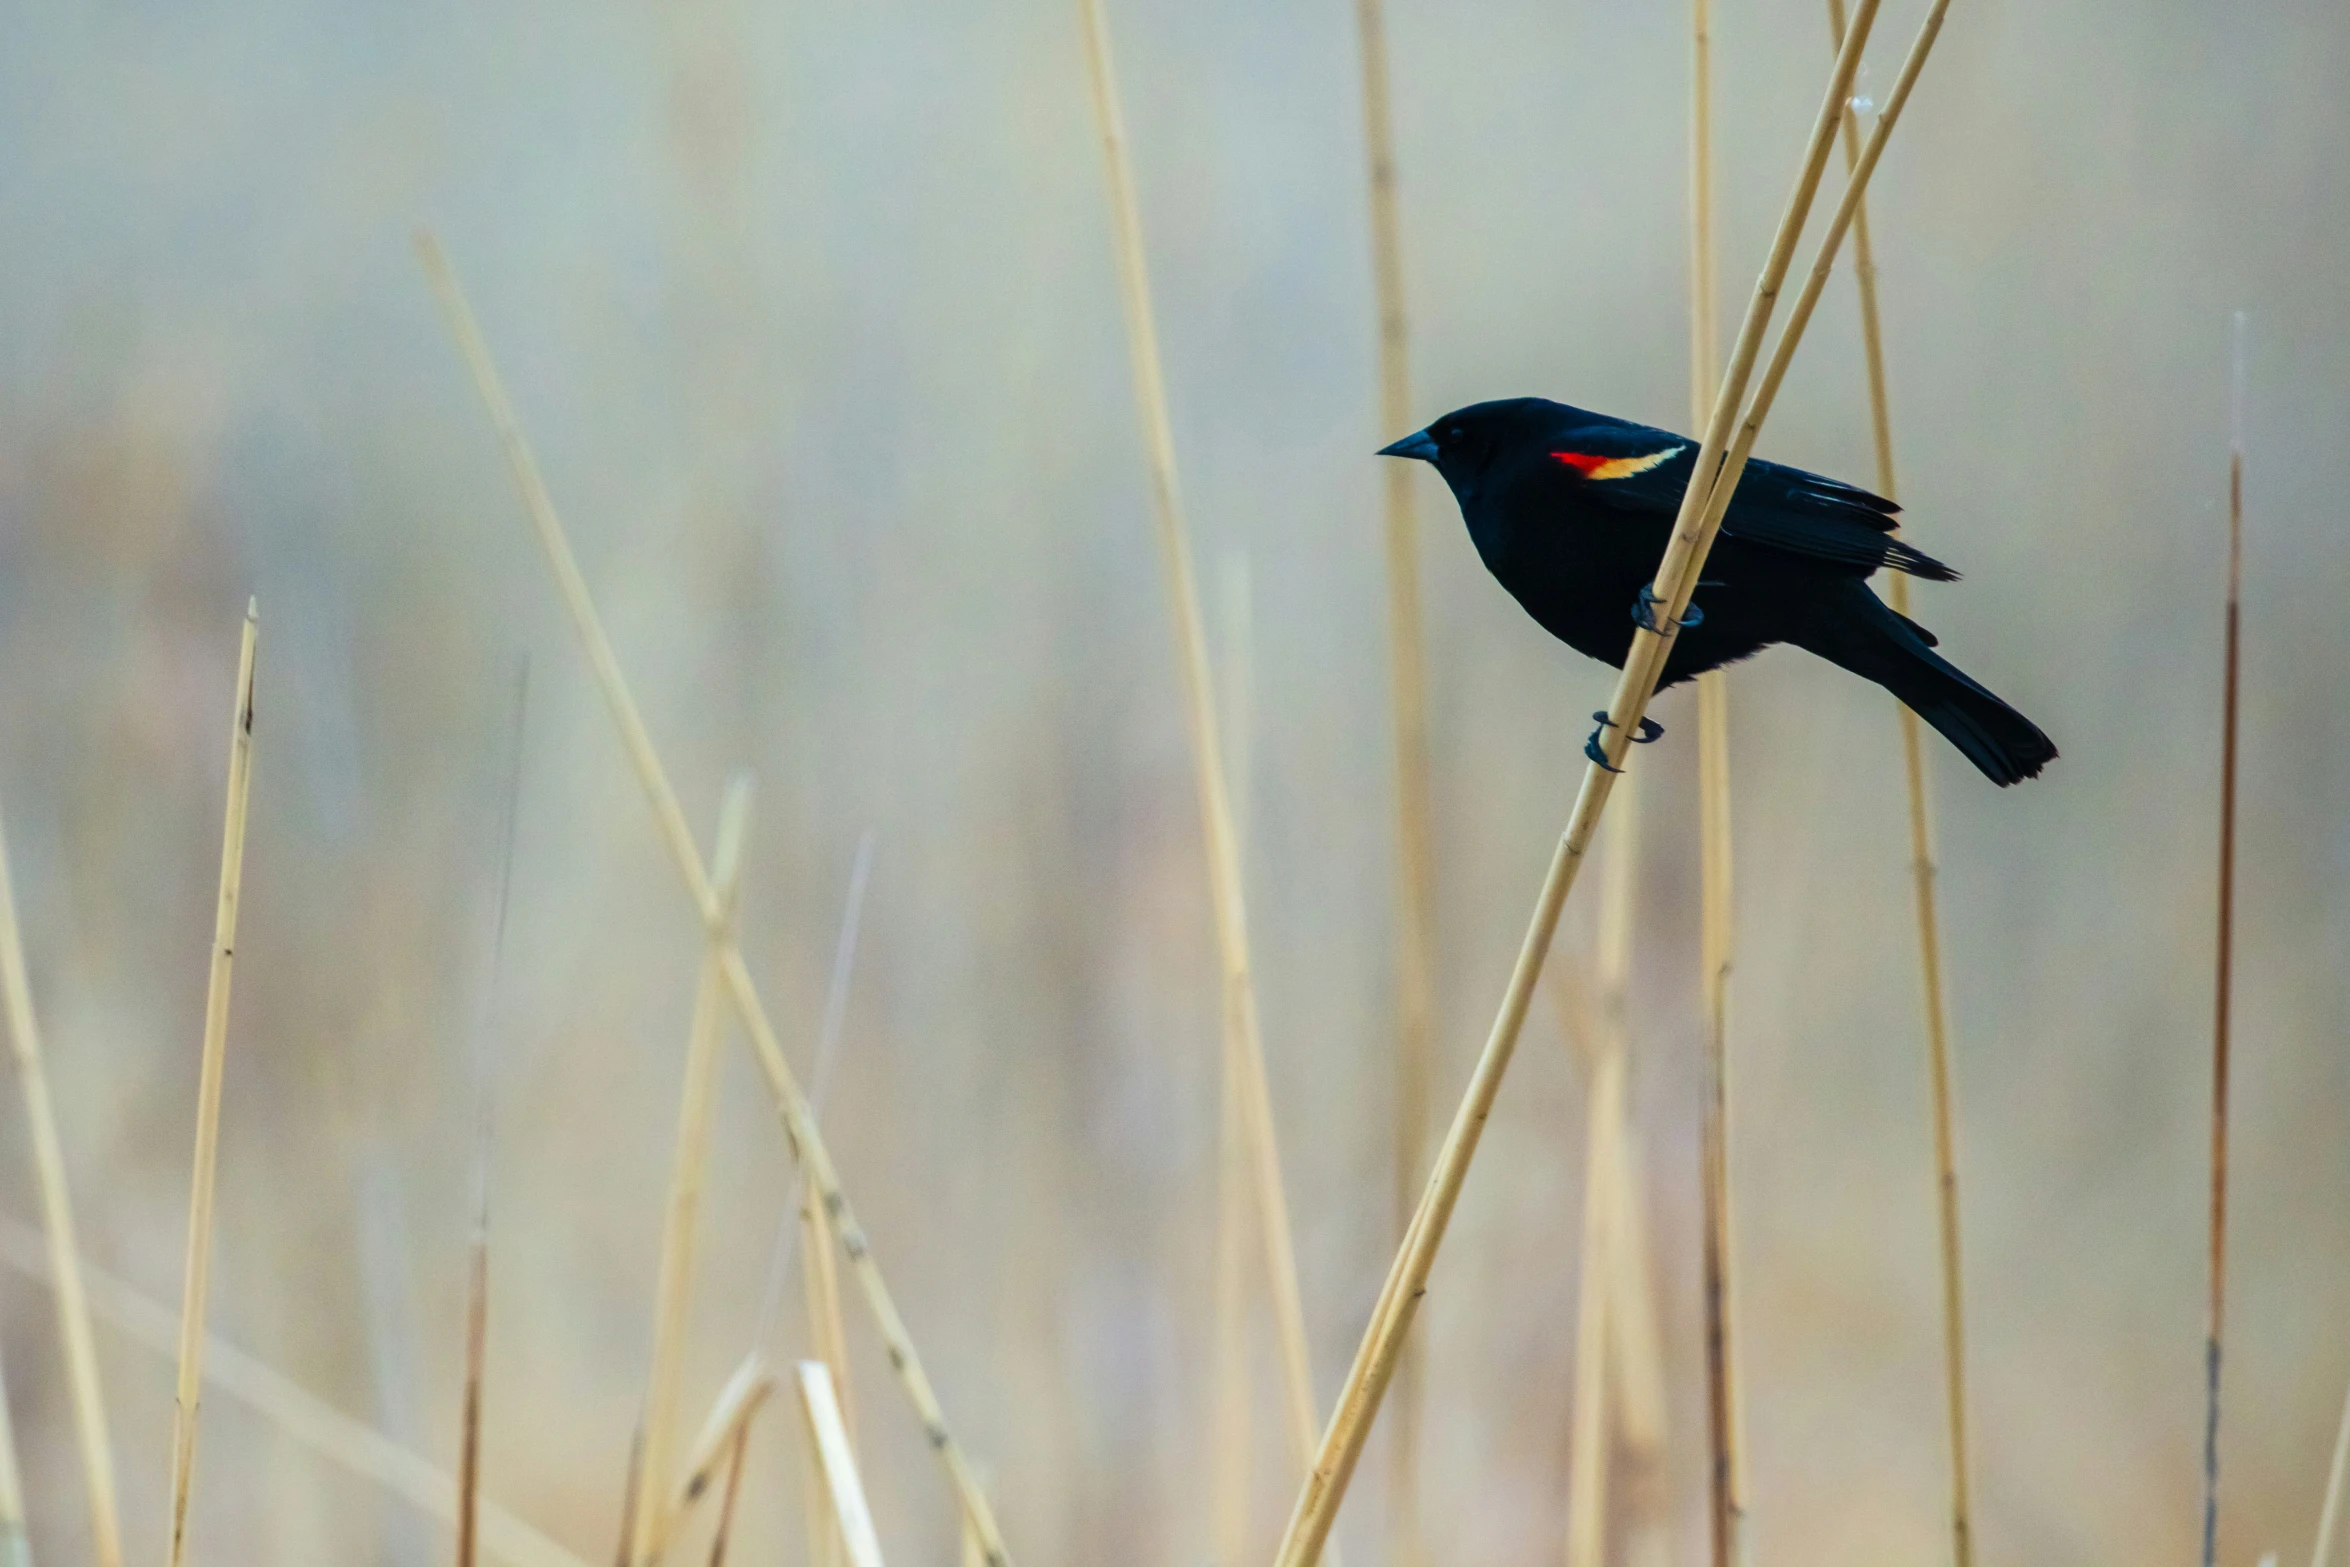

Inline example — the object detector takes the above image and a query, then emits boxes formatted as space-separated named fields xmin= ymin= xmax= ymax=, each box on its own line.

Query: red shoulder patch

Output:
xmin=1550 ymin=445 xmax=1685 ymax=482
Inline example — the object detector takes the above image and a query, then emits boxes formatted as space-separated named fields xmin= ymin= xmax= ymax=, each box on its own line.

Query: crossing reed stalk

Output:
xmin=1266 ymin=7 xmax=1903 ymax=1556
xmin=418 ymin=234 xmax=1013 ymax=1567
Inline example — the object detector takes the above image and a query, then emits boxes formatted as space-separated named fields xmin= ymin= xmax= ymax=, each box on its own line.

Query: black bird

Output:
xmin=1381 ymin=396 xmax=2056 ymax=786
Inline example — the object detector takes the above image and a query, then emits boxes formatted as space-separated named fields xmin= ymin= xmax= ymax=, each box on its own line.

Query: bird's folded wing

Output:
xmin=1558 ymin=428 xmax=1957 ymax=581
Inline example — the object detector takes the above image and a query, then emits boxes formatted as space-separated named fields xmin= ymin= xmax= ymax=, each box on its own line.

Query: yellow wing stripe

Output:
xmin=1586 ymin=444 xmax=1684 ymax=481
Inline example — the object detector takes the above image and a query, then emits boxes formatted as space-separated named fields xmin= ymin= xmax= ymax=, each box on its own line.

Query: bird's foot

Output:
xmin=1630 ymin=583 xmax=1703 ymax=635
xmin=1584 ymin=711 xmax=1665 ymax=773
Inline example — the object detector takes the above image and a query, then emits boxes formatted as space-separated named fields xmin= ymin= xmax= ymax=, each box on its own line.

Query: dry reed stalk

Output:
xmin=460 ymin=660 xmax=531 ymax=1567
xmin=1687 ymin=0 xmax=1750 ymax=1556
xmin=2203 ymin=310 xmax=2248 ymax=1567
xmin=799 ymin=1173 xmax=851 ymax=1567
xmin=417 ymin=237 xmax=1013 ymax=1567
xmin=632 ymin=779 xmax=755 ymax=1565
xmin=1818 ymin=5 xmax=1975 ymax=1559
xmin=798 ymin=1362 xmax=886 ymax=1567
xmin=1562 ymin=1042 xmax=1621 ymax=1567
xmin=2313 ymin=1375 xmax=2350 ymax=1567
xmin=0 ymin=1216 xmax=588 ymax=1567
xmin=457 ymin=1195 xmax=488 ymax=1567
xmin=668 ymin=1355 xmax=776 ymax=1522
xmin=1210 ymin=1040 xmax=1255 ymax=1567
xmin=614 ymin=1421 xmax=646 ymax=1567
xmin=1351 ymin=1 xmax=1438 ymax=1555
xmin=1210 ymin=551 xmax=1256 ymax=1567
xmin=164 ymin=599 xmax=259 ymax=1567
xmin=1686 ymin=0 xmax=1953 ymax=555
xmin=1559 ymin=765 xmax=1646 ymax=1567
xmin=1269 ymin=6 xmax=1898 ymax=1556
xmin=1069 ymin=6 xmax=1337 ymax=1552
xmin=0 ymin=1327 xmax=28 ymax=1567
xmin=0 ymin=804 xmax=125 ymax=1567
xmin=1586 ymin=785 xmax=1671 ymax=1567
xmin=1606 ymin=1117 xmax=1672 ymax=1567
xmin=703 ymin=1429 xmax=750 ymax=1567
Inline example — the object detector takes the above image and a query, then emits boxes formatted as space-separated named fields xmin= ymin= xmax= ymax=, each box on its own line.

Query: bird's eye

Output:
xmin=1442 ymin=426 xmax=1463 ymax=443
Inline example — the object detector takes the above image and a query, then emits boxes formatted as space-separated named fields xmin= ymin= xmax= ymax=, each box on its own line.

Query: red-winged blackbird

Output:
xmin=1382 ymin=396 xmax=2056 ymax=786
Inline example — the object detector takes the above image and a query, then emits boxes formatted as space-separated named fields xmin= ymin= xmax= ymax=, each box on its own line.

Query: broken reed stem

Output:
xmin=669 ymin=1355 xmax=776 ymax=1523
xmin=0 ymin=1215 xmax=589 ymax=1567
xmin=1269 ymin=7 xmax=1895 ymax=1558
xmin=1070 ymin=3 xmax=1337 ymax=1546
xmin=800 ymin=1167 xmax=853 ymax=1567
xmin=165 ymin=599 xmax=258 ymax=1567
xmin=798 ymin=1363 xmax=887 ymax=1567
xmin=1351 ymin=0 xmax=1438 ymax=1555
xmin=632 ymin=779 xmax=755 ymax=1565
xmin=1820 ymin=3 xmax=1974 ymax=1560
xmin=615 ymin=1422 xmax=647 ymax=1567
xmin=417 ymin=235 xmax=1013 ymax=1567
xmin=2205 ymin=310 xmax=2247 ymax=1567
xmin=2313 ymin=1374 xmax=2350 ymax=1567
xmin=0 ymin=805 xmax=126 ymax=1567
xmin=0 ymin=1328 xmax=28 ymax=1567
xmin=704 ymin=1428 xmax=751 ymax=1567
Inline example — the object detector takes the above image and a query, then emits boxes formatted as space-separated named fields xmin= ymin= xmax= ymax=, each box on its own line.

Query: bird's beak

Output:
xmin=1377 ymin=429 xmax=1439 ymax=462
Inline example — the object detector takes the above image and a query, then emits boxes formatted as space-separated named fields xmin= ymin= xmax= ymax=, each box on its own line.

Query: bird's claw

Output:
xmin=1631 ymin=583 xmax=1702 ymax=635
xmin=1584 ymin=711 xmax=1664 ymax=773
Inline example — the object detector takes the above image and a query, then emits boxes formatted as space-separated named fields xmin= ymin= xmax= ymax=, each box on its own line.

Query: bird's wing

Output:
xmin=1550 ymin=427 xmax=1955 ymax=582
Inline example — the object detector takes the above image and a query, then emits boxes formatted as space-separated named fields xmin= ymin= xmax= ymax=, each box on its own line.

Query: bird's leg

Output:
xmin=1630 ymin=582 xmax=1707 ymax=635
xmin=1584 ymin=710 xmax=1665 ymax=772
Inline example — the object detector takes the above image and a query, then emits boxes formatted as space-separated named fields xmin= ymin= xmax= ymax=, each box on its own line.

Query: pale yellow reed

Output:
xmin=0 ymin=803 xmax=125 ymax=1567
xmin=1269 ymin=7 xmax=1898 ymax=1556
xmin=165 ymin=600 xmax=259 ymax=1567
xmin=417 ymin=234 xmax=1013 ymax=1567
xmin=632 ymin=780 xmax=754 ymax=1564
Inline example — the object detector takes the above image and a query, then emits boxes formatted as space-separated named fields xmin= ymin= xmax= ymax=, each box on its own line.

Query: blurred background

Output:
xmin=1 ymin=0 xmax=2346 ymax=1561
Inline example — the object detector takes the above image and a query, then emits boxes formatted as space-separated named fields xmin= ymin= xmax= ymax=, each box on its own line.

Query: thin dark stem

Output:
xmin=2204 ymin=316 xmax=2246 ymax=1567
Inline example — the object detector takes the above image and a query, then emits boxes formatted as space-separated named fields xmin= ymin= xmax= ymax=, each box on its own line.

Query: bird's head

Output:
xmin=1378 ymin=397 xmax=1568 ymax=503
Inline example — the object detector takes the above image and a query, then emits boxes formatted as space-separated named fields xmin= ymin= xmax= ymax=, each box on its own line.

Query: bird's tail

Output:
xmin=1796 ymin=582 xmax=2058 ymax=786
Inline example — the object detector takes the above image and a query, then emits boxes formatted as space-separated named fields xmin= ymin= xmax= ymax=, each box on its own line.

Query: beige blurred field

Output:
xmin=2 ymin=0 xmax=2347 ymax=1563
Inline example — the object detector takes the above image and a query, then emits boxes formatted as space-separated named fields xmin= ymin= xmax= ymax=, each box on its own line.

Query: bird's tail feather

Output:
xmin=1799 ymin=584 xmax=2057 ymax=787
